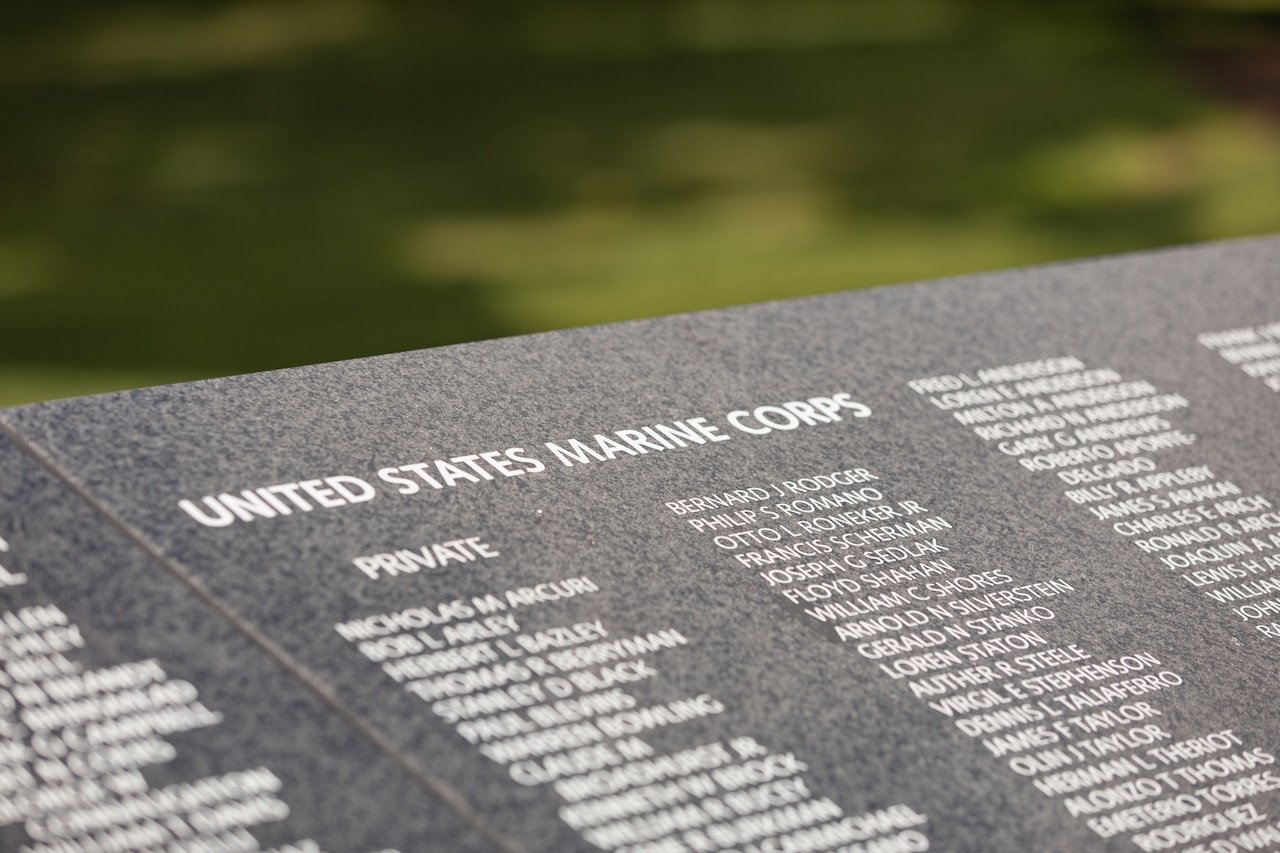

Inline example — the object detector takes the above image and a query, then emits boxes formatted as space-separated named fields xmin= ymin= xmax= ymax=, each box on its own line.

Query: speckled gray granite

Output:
xmin=0 ymin=435 xmax=500 ymax=852
xmin=1 ymin=237 xmax=1279 ymax=852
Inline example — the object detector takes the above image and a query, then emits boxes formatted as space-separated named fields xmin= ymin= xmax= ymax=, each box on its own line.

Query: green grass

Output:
xmin=2 ymin=1 xmax=1279 ymax=406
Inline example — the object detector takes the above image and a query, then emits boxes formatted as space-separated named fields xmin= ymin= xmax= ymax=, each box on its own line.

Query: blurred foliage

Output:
xmin=1 ymin=0 xmax=1279 ymax=404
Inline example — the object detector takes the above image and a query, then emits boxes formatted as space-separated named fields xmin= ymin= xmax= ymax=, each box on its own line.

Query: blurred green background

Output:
xmin=3 ymin=0 xmax=1279 ymax=406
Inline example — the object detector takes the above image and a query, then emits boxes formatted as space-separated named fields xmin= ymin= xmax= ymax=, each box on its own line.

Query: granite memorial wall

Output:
xmin=1 ymin=238 xmax=1279 ymax=852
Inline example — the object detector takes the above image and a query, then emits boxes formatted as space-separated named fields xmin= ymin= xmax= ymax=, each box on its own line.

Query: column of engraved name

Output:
xmin=671 ymin=456 xmax=1279 ymax=850
xmin=905 ymin=356 xmax=1280 ymax=851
